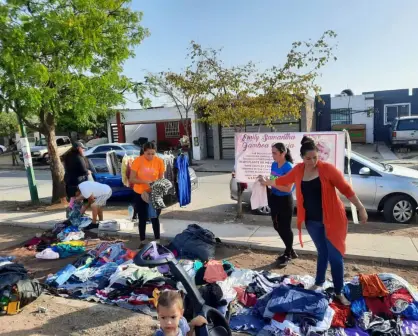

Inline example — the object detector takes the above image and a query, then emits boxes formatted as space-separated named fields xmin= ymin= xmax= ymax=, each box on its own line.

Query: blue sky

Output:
xmin=124 ymin=0 xmax=418 ymax=108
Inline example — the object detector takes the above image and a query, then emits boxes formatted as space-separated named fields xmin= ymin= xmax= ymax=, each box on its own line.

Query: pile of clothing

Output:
xmin=46 ymin=242 xmax=176 ymax=317
xmin=0 ymin=256 xmax=43 ymax=315
xmin=223 ymin=272 xmax=418 ymax=336
xmin=23 ymin=220 xmax=88 ymax=260
xmin=45 ymin=238 xmax=418 ymax=335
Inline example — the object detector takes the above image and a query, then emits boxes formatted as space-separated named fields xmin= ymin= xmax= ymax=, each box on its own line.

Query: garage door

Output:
xmin=220 ymin=121 xmax=300 ymax=159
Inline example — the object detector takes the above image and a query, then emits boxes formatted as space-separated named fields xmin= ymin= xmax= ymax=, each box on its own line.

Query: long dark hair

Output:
xmin=273 ymin=142 xmax=293 ymax=164
xmin=142 ymin=141 xmax=157 ymax=155
xmin=300 ymin=136 xmax=318 ymax=157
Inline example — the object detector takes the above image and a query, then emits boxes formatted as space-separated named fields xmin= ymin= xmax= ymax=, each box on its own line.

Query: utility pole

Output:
xmin=17 ymin=116 xmax=39 ymax=203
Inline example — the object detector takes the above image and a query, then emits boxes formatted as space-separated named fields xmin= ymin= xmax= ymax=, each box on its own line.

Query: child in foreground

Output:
xmin=154 ymin=290 xmax=208 ymax=336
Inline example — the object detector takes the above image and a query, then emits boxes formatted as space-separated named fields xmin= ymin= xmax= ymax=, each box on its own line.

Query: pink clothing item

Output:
xmin=69 ymin=197 xmax=75 ymax=209
xmin=203 ymin=260 xmax=227 ymax=283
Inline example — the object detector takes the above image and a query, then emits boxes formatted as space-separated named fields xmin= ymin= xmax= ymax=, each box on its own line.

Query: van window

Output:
xmin=397 ymin=119 xmax=418 ymax=131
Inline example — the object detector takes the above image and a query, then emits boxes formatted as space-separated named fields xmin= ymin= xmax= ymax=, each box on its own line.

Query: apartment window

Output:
xmin=165 ymin=121 xmax=180 ymax=138
xmin=384 ymin=103 xmax=411 ymax=125
xmin=330 ymin=108 xmax=352 ymax=126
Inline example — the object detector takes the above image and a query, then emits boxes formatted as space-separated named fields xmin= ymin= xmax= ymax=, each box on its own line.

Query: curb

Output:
xmin=3 ymin=219 xmax=417 ymax=267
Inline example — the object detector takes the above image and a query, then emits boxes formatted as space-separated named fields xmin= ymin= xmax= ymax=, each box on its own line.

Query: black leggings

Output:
xmin=268 ymin=193 xmax=294 ymax=254
xmin=134 ymin=193 xmax=162 ymax=241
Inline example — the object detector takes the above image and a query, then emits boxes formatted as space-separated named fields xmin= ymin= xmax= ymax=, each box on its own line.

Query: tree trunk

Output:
xmin=236 ymin=182 xmax=243 ymax=219
xmin=46 ymin=127 xmax=67 ymax=204
xmin=182 ymin=117 xmax=193 ymax=166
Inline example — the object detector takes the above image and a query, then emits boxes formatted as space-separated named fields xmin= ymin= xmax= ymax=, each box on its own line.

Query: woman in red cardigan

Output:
xmin=260 ymin=136 xmax=367 ymax=305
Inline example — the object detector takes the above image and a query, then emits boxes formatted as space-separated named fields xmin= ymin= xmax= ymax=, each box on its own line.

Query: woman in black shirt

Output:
xmin=64 ymin=141 xmax=90 ymax=199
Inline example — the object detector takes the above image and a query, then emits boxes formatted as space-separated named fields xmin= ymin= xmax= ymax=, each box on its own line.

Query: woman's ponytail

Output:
xmin=285 ymin=147 xmax=294 ymax=164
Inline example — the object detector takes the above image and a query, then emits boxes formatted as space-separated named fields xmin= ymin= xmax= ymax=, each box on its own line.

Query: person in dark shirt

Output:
xmin=64 ymin=141 xmax=90 ymax=199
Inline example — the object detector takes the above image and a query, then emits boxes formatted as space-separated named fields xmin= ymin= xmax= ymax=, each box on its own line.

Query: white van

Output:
xmin=390 ymin=116 xmax=418 ymax=149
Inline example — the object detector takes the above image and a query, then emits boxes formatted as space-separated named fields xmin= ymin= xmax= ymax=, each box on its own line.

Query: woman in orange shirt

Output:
xmin=129 ymin=142 xmax=165 ymax=247
xmin=260 ymin=136 xmax=367 ymax=305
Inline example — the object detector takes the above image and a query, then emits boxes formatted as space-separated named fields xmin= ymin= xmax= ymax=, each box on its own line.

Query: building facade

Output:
xmin=317 ymin=88 xmax=418 ymax=143
xmin=107 ymin=106 xmax=207 ymax=160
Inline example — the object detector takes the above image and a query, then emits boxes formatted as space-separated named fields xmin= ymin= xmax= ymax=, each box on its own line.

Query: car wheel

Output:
xmin=383 ymin=195 xmax=416 ymax=224
xmin=43 ymin=154 xmax=50 ymax=165
xmin=255 ymin=205 xmax=271 ymax=216
xmin=0 ymin=148 xmax=3 ymax=154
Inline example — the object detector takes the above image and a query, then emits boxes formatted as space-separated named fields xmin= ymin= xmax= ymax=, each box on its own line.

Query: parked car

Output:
xmin=0 ymin=144 xmax=6 ymax=154
xmin=390 ymin=116 xmax=418 ymax=149
xmin=84 ymin=143 xmax=141 ymax=157
xmin=85 ymin=152 xmax=199 ymax=199
xmin=19 ymin=136 xmax=72 ymax=164
xmin=85 ymin=137 xmax=108 ymax=149
xmin=230 ymin=150 xmax=418 ymax=224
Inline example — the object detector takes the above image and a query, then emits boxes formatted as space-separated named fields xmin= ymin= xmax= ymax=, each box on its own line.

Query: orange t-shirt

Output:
xmin=131 ymin=155 xmax=165 ymax=194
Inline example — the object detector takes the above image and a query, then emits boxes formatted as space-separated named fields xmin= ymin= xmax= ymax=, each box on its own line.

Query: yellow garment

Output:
xmin=52 ymin=241 xmax=85 ymax=247
xmin=149 ymin=288 xmax=160 ymax=308
xmin=121 ymin=155 xmax=135 ymax=187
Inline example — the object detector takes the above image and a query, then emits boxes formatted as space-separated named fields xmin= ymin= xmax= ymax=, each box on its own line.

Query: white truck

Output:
xmin=19 ymin=136 xmax=72 ymax=164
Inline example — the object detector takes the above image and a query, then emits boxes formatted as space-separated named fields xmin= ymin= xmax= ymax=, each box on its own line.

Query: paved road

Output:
xmin=0 ymin=169 xmax=393 ymax=224
xmin=0 ymin=169 xmax=53 ymax=202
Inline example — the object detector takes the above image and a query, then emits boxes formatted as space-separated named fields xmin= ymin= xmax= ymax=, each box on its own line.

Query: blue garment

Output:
xmin=351 ymin=298 xmax=368 ymax=317
xmin=230 ymin=308 xmax=265 ymax=335
xmin=269 ymin=161 xmax=294 ymax=196
xmin=305 ymin=220 xmax=345 ymax=294
xmin=148 ymin=203 xmax=158 ymax=219
xmin=52 ymin=264 xmax=77 ymax=286
xmin=51 ymin=245 xmax=86 ymax=258
xmin=402 ymin=302 xmax=418 ymax=320
xmin=176 ymin=154 xmax=191 ymax=206
xmin=268 ymin=284 xmax=329 ymax=320
xmin=153 ymin=317 xmax=190 ymax=336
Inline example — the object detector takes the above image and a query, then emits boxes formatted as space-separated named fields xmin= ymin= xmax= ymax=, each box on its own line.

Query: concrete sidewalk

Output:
xmin=0 ymin=211 xmax=417 ymax=266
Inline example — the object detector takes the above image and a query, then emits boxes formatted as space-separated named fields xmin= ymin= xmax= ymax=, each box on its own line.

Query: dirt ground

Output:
xmin=1 ymin=225 xmax=418 ymax=335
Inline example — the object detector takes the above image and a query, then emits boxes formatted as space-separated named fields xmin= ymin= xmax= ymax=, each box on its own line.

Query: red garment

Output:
xmin=365 ymin=297 xmax=393 ymax=318
xmin=273 ymin=313 xmax=286 ymax=322
xmin=359 ymin=274 xmax=389 ymax=297
xmin=203 ymin=260 xmax=227 ymax=283
xmin=390 ymin=288 xmax=414 ymax=305
xmin=274 ymin=161 xmax=355 ymax=255
xmin=234 ymin=287 xmax=257 ymax=307
xmin=330 ymin=301 xmax=351 ymax=328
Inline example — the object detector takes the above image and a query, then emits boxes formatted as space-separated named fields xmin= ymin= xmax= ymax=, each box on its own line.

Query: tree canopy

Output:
xmin=0 ymin=111 xmax=18 ymax=137
xmin=0 ymin=0 xmax=149 ymax=202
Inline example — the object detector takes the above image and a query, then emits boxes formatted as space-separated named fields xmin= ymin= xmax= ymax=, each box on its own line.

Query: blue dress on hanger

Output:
xmin=176 ymin=154 xmax=191 ymax=206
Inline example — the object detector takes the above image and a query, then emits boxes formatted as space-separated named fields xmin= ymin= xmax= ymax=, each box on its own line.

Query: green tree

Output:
xmin=191 ymin=31 xmax=337 ymax=217
xmin=0 ymin=111 xmax=18 ymax=138
xmin=0 ymin=0 xmax=149 ymax=203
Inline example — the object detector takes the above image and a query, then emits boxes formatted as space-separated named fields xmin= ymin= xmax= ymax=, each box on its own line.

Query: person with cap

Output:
xmin=63 ymin=141 xmax=91 ymax=199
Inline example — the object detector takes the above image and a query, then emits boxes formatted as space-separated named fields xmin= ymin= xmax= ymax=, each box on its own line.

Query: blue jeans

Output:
xmin=305 ymin=220 xmax=344 ymax=295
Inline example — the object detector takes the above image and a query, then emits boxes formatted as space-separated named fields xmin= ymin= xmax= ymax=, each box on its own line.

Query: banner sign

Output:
xmin=20 ymin=137 xmax=33 ymax=169
xmin=235 ymin=132 xmax=345 ymax=183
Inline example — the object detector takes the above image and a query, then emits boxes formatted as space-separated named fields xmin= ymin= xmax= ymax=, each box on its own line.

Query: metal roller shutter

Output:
xmin=220 ymin=121 xmax=300 ymax=159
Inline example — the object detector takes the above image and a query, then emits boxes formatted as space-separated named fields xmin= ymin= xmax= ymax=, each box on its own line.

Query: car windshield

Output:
xmin=122 ymin=145 xmax=141 ymax=151
xmin=35 ymin=139 xmax=47 ymax=146
xmin=351 ymin=151 xmax=386 ymax=171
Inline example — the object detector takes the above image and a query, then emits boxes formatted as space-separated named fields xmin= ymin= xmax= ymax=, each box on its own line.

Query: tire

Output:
xmin=0 ymin=148 xmax=3 ymax=154
xmin=383 ymin=194 xmax=416 ymax=224
xmin=255 ymin=205 xmax=271 ymax=216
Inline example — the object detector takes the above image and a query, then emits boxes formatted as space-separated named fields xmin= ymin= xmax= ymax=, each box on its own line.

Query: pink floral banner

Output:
xmin=235 ymin=132 xmax=346 ymax=183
